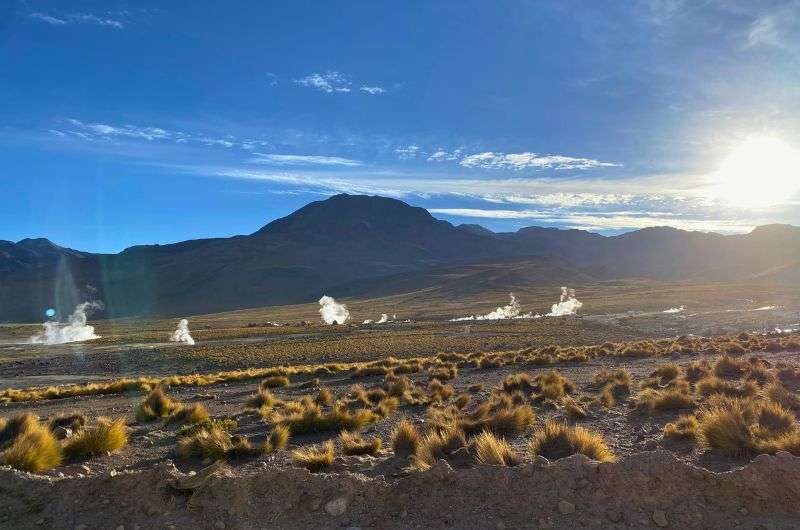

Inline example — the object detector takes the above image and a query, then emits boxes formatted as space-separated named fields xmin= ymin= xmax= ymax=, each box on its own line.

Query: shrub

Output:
xmin=1 ymin=421 xmax=62 ymax=472
xmin=473 ymin=430 xmax=520 ymax=466
xmin=663 ymin=415 xmax=699 ymax=439
xmin=414 ymin=426 xmax=467 ymax=469
xmin=165 ymin=404 xmax=210 ymax=426
xmin=339 ymin=430 xmax=382 ymax=455
xmin=63 ymin=417 xmax=128 ymax=459
xmin=529 ymin=421 xmax=615 ymax=462
xmin=245 ymin=389 xmax=277 ymax=409
xmin=535 ymin=371 xmax=574 ymax=400
xmin=260 ymin=376 xmax=290 ymax=389
xmin=391 ymin=420 xmax=420 ymax=458
xmin=713 ymin=355 xmax=746 ymax=378
xmin=178 ymin=427 xmax=233 ymax=461
xmin=135 ymin=387 xmax=182 ymax=422
xmin=292 ymin=440 xmax=335 ymax=472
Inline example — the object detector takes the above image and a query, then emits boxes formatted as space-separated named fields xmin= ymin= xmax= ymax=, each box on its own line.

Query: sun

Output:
xmin=710 ymin=136 xmax=800 ymax=209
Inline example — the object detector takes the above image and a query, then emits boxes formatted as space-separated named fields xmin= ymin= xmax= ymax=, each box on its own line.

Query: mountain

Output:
xmin=1 ymin=194 xmax=799 ymax=322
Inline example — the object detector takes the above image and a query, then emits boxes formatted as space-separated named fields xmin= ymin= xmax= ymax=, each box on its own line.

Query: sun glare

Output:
xmin=711 ymin=136 xmax=800 ymax=208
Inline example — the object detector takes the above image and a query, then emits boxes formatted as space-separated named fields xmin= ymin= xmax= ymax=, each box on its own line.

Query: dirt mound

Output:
xmin=2 ymin=450 xmax=799 ymax=529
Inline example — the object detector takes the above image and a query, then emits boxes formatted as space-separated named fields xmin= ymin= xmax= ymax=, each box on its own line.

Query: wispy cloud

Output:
xmin=427 ymin=148 xmax=463 ymax=162
xmin=460 ymin=152 xmax=620 ymax=170
xmin=394 ymin=145 xmax=421 ymax=159
xmin=360 ymin=85 xmax=386 ymax=95
xmin=295 ymin=71 xmax=352 ymax=93
xmin=249 ymin=153 xmax=362 ymax=166
xmin=29 ymin=12 xmax=125 ymax=28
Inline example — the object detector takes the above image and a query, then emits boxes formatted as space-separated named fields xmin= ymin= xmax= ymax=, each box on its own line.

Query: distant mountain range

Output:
xmin=2 ymin=194 xmax=799 ymax=322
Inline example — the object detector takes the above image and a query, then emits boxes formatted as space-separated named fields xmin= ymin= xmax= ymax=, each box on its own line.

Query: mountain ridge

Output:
xmin=1 ymin=194 xmax=799 ymax=322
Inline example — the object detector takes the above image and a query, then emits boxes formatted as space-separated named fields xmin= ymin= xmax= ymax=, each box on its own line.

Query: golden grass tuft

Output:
xmin=414 ymin=426 xmax=467 ymax=469
xmin=135 ymin=387 xmax=182 ymax=422
xmin=276 ymin=401 xmax=378 ymax=434
xmin=265 ymin=425 xmax=290 ymax=453
xmin=390 ymin=420 xmax=420 ymax=458
xmin=502 ymin=373 xmax=535 ymax=394
xmin=0 ymin=412 xmax=39 ymax=447
xmin=63 ymin=417 xmax=128 ymax=459
xmin=177 ymin=427 xmax=233 ymax=461
xmin=535 ymin=370 xmax=574 ymax=400
xmin=663 ymin=414 xmax=699 ymax=439
xmin=529 ymin=420 xmax=615 ymax=462
xmin=165 ymin=403 xmax=210 ymax=426
xmin=1 ymin=420 xmax=62 ymax=472
xmin=245 ymin=389 xmax=277 ymax=409
xmin=472 ymin=430 xmax=520 ymax=466
xmin=339 ymin=430 xmax=382 ymax=455
xmin=650 ymin=363 xmax=681 ymax=385
xmin=178 ymin=418 xmax=238 ymax=437
xmin=696 ymin=376 xmax=757 ymax=398
xmin=292 ymin=440 xmax=335 ymax=472
xmin=260 ymin=376 xmax=290 ymax=389
xmin=713 ymin=355 xmax=746 ymax=378
xmin=635 ymin=386 xmax=694 ymax=412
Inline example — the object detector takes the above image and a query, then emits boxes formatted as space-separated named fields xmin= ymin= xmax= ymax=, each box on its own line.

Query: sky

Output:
xmin=2 ymin=0 xmax=800 ymax=253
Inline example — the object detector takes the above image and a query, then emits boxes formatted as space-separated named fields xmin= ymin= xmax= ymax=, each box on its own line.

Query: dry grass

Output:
xmin=165 ymin=404 xmax=210 ymax=426
xmin=178 ymin=427 xmax=233 ymax=461
xmin=414 ymin=425 xmax=467 ymax=469
xmin=0 ymin=412 xmax=39 ymax=447
xmin=502 ymin=373 xmax=535 ymax=394
xmin=593 ymin=368 xmax=632 ymax=407
xmin=265 ymin=425 xmax=291 ymax=453
xmin=635 ymin=385 xmax=694 ymax=412
xmin=261 ymin=376 xmax=290 ymax=389
xmin=529 ymin=420 xmax=616 ymax=462
xmin=63 ymin=417 xmax=128 ymax=459
xmin=245 ymin=389 xmax=278 ymax=409
xmin=1 ymin=419 xmax=62 ymax=472
xmin=663 ymin=415 xmax=699 ymax=439
xmin=292 ymin=440 xmax=335 ymax=471
xmin=339 ymin=430 xmax=382 ymax=455
xmin=696 ymin=376 xmax=757 ymax=398
xmin=135 ymin=387 xmax=182 ymax=422
xmin=274 ymin=401 xmax=379 ymax=434
xmin=713 ymin=355 xmax=747 ymax=378
xmin=178 ymin=418 xmax=238 ymax=437
xmin=472 ymin=430 xmax=520 ymax=466
xmin=391 ymin=420 xmax=420 ymax=458
xmin=48 ymin=413 xmax=86 ymax=434
xmin=534 ymin=370 xmax=575 ymax=400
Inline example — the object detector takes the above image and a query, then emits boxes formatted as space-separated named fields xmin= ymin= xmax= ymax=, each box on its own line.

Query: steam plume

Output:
xmin=30 ymin=301 xmax=104 ymax=345
xmin=319 ymin=295 xmax=350 ymax=325
xmin=663 ymin=306 xmax=685 ymax=314
xmin=170 ymin=319 xmax=195 ymax=345
xmin=452 ymin=293 xmax=539 ymax=321
xmin=363 ymin=313 xmax=391 ymax=325
xmin=547 ymin=287 xmax=583 ymax=316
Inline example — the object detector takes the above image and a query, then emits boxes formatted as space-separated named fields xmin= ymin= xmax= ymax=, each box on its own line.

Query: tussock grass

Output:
xmin=502 ymin=373 xmax=535 ymax=393
xmin=0 ymin=412 xmax=38 ymax=446
xmin=454 ymin=394 xmax=471 ymax=409
xmin=177 ymin=427 xmax=233 ymax=461
xmin=472 ymin=430 xmax=520 ymax=466
xmin=593 ymin=368 xmax=632 ymax=407
xmin=428 ymin=379 xmax=455 ymax=403
xmin=650 ymin=363 xmax=681 ymax=385
xmin=339 ymin=430 xmax=382 ymax=455
xmin=428 ymin=364 xmax=458 ymax=381
xmin=765 ymin=383 xmax=800 ymax=411
xmin=63 ymin=417 xmax=127 ymax=459
xmin=245 ymin=389 xmax=278 ymax=409
xmin=1 ymin=420 xmax=62 ymax=472
xmin=315 ymin=387 xmax=333 ymax=406
xmin=292 ymin=440 xmax=335 ymax=472
xmin=391 ymin=420 xmax=420 ymax=458
xmin=635 ymin=385 xmax=694 ymax=412
xmin=165 ymin=403 xmax=210 ymax=426
xmin=178 ymin=418 xmax=238 ymax=437
xmin=48 ymin=413 xmax=86 ymax=434
xmin=563 ymin=396 xmax=588 ymax=419
xmin=265 ymin=425 xmax=290 ymax=452
xmin=414 ymin=426 xmax=467 ymax=469
xmin=275 ymin=401 xmax=378 ymax=434
xmin=374 ymin=396 xmax=399 ymax=417
xmin=260 ymin=376 xmax=290 ymax=389
xmin=429 ymin=396 xmax=535 ymax=436
xmin=529 ymin=420 xmax=615 ymax=462
xmin=535 ymin=371 xmax=574 ymax=400
xmin=696 ymin=376 xmax=757 ymax=398
xmin=663 ymin=415 xmax=699 ymax=439
xmin=713 ymin=355 xmax=747 ymax=378
xmin=135 ymin=387 xmax=182 ymax=422
xmin=684 ymin=360 xmax=711 ymax=383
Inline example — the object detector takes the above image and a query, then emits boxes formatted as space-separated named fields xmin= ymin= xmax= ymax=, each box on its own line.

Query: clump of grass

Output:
xmin=765 ymin=383 xmax=800 ymax=411
xmin=502 ymin=373 xmax=535 ymax=393
xmin=529 ymin=420 xmax=615 ymax=462
xmin=535 ymin=371 xmax=574 ymax=400
xmin=696 ymin=376 xmax=757 ymax=398
xmin=374 ymin=396 xmax=399 ymax=417
xmin=391 ymin=420 xmax=420 ymax=458
xmin=0 ymin=412 xmax=39 ymax=446
xmin=1 ymin=420 xmax=62 ymax=472
xmin=635 ymin=386 xmax=694 ymax=412
xmin=260 ymin=376 xmax=290 ymax=389
xmin=315 ymin=387 xmax=334 ymax=406
xmin=563 ymin=397 xmax=588 ymax=419
xmin=165 ymin=403 xmax=210 ymax=426
xmin=428 ymin=379 xmax=455 ymax=403
xmin=339 ymin=430 xmax=382 ymax=455
xmin=593 ymin=369 xmax=632 ymax=407
xmin=135 ymin=387 xmax=182 ymax=422
xmin=265 ymin=425 xmax=290 ymax=453
xmin=245 ymin=389 xmax=278 ymax=409
xmin=472 ymin=430 xmax=520 ymax=466
xmin=454 ymin=394 xmax=471 ymax=409
xmin=663 ymin=415 xmax=699 ymax=439
xmin=177 ymin=427 xmax=233 ymax=461
xmin=684 ymin=360 xmax=711 ymax=383
xmin=276 ymin=401 xmax=378 ymax=434
xmin=178 ymin=418 xmax=238 ymax=437
xmin=650 ymin=363 xmax=681 ymax=385
xmin=48 ymin=413 xmax=86 ymax=434
xmin=428 ymin=364 xmax=458 ymax=382
xmin=292 ymin=440 xmax=335 ymax=472
xmin=713 ymin=355 xmax=746 ymax=378
xmin=414 ymin=426 xmax=467 ymax=469
xmin=63 ymin=417 xmax=127 ymax=459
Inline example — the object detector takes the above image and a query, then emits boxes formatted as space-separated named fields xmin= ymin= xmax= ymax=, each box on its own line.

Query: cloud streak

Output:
xmin=29 ymin=12 xmax=125 ymax=28
xmin=459 ymin=151 xmax=620 ymax=170
xmin=250 ymin=153 xmax=362 ymax=166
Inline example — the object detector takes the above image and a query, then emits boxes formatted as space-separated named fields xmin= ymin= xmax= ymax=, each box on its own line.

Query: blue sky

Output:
xmin=2 ymin=0 xmax=800 ymax=252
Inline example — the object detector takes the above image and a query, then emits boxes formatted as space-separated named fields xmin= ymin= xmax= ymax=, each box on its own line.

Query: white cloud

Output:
xmin=249 ymin=153 xmax=362 ymax=166
xmin=460 ymin=151 xmax=620 ymax=170
xmin=394 ymin=145 xmax=421 ymax=159
xmin=29 ymin=12 xmax=125 ymax=28
xmin=426 ymin=148 xmax=462 ymax=162
xmin=295 ymin=72 xmax=352 ymax=93
xmin=360 ymin=86 xmax=386 ymax=95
